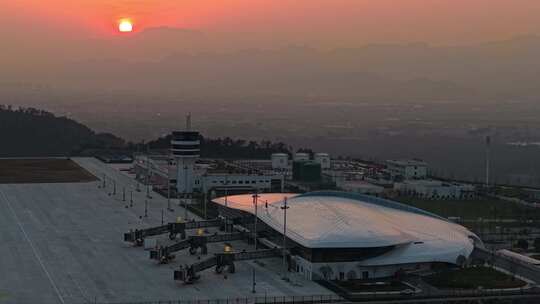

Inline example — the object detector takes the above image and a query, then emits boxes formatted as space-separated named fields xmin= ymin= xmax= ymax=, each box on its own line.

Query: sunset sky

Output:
xmin=2 ymin=0 xmax=540 ymax=46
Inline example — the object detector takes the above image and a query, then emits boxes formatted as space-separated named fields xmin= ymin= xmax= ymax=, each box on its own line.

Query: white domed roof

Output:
xmin=212 ymin=191 xmax=479 ymax=265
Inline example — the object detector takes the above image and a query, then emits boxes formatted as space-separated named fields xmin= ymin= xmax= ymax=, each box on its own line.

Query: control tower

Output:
xmin=171 ymin=115 xmax=200 ymax=197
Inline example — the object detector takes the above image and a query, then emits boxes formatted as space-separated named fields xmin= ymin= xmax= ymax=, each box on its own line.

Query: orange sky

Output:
xmin=2 ymin=0 xmax=540 ymax=46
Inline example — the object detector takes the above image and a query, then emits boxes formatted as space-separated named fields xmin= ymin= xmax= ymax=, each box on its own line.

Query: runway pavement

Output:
xmin=0 ymin=157 xmax=330 ymax=304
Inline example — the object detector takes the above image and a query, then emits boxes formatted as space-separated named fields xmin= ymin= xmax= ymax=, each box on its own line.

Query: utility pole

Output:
xmin=281 ymin=197 xmax=289 ymax=280
xmin=144 ymin=200 xmax=148 ymax=218
xmin=130 ymin=190 xmax=133 ymax=207
xmin=122 ymin=187 xmax=126 ymax=202
xmin=252 ymin=191 xmax=260 ymax=249
xmin=113 ymin=180 xmax=116 ymax=196
xmin=161 ymin=208 xmax=164 ymax=225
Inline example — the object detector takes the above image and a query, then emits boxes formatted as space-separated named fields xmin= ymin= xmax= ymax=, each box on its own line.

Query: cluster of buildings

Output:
xmin=134 ymin=130 xmax=476 ymax=201
xmin=125 ymin=123 xmax=483 ymax=285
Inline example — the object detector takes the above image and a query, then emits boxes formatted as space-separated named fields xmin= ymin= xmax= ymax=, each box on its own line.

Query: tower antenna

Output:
xmin=186 ymin=113 xmax=192 ymax=131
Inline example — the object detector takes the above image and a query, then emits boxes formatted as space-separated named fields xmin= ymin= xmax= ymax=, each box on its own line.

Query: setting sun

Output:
xmin=118 ymin=19 xmax=133 ymax=32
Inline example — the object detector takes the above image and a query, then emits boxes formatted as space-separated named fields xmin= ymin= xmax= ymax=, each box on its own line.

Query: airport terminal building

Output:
xmin=212 ymin=191 xmax=482 ymax=281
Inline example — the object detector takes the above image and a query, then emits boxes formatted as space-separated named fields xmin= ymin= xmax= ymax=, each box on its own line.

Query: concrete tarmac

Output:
xmin=0 ymin=157 xmax=330 ymax=304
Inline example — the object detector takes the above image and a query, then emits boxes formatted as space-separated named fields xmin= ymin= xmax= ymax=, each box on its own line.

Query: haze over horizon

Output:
xmin=3 ymin=0 xmax=540 ymax=187
xmin=1 ymin=0 xmax=540 ymax=92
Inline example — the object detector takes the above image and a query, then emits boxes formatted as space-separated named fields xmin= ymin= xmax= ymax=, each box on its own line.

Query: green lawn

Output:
xmin=424 ymin=267 xmax=526 ymax=289
xmin=0 ymin=291 xmax=8 ymax=300
xmin=394 ymin=197 xmax=540 ymax=220
xmin=335 ymin=280 xmax=409 ymax=292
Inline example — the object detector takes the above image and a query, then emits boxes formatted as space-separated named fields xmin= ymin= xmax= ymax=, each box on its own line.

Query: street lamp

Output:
xmin=252 ymin=191 xmax=260 ymax=250
xmin=144 ymin=200 xmax=148 ymax=218
xmin=183 ymin=164 xmax=188 ymax=221
xmin=281 ymin=197 xmax=289 ymax=280
xmin=167 ymin=156 xmax=172 ymax=211
xmin=252 ymin=267 xmax=256 ymax=293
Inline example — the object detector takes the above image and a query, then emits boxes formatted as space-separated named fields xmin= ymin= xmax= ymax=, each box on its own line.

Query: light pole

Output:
xmin=122 ymin=187 xmax=126 ymax=202
xmin=167 ymin=163 xmax=171 ymax=211
xmin=146 ymin=154 xmax=151 ymax=198
xmin=183 ymin=164 xmax=188 ymax=220
xmin=252 ymin=191 xmax=260 ymax=250
xmin=252 ymin=267 xmax=256 ymax=293
xmin=130 ymin=190 xmax=133 ymax=207
xmin=281 ymin=197 xmax=289 ymax=280
xmin=144 ymin=200 xmax=148 ymax=218
xmin=203 ymin=190 xmax=207 ymax=220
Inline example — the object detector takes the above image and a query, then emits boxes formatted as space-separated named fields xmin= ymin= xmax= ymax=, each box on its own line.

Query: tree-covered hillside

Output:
xmin=0 ymin=105 xmax=299 ymax=159
xmin=0 ymin=106 xmax=124 ymax=157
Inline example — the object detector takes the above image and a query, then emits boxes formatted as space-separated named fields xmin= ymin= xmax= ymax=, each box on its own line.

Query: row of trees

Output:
xmin=145 ymin=135 xmax=297 ymax=159
xmin=1 ymin=105 xmax=310 ymax=160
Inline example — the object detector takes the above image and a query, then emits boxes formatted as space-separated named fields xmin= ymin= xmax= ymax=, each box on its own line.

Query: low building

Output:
xmin=201 ymin=173 xmax=283 ymax=194
xmin=394 ymin=180 xmax=476 ymax=199
xmin=271 ymin=153 xmax=289 ymax=170
xmin=386 ymin=159 xmax=428 ymax=180
xmin=133 ymin=155 xmax=283 ymax=195
xmin=313 ymin=153 xmax=331 ymax=170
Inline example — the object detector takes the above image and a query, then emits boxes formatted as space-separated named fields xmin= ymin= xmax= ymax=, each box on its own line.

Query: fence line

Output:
xmin=103 ymin=294 xmax=345 ymax=304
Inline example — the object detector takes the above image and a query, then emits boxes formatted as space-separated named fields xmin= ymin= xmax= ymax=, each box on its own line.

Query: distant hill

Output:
xmin=0 ymin=106 xmax=124 ymax=157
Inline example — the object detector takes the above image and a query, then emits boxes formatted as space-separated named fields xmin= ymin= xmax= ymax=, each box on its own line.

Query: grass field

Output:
xmin=424 ymin=266 xmax=526 ymax=289
xmin=335 ymin=280 xmax=409 ymax=292
xmin=395 ymin=197 xmax=540 ymax=220
xmin=0 ymin=291 xmax=8 ymax=300
xmin=0 ymin=158 xmax=96 ymax=183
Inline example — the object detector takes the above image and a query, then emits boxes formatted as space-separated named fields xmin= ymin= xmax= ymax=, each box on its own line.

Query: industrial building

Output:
xmin=212 ymin=191 xmax=481 ymax=281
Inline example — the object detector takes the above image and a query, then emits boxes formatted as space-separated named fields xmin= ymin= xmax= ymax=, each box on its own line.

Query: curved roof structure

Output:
xmin=212 ymin=191 xmax=480 ymax=266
